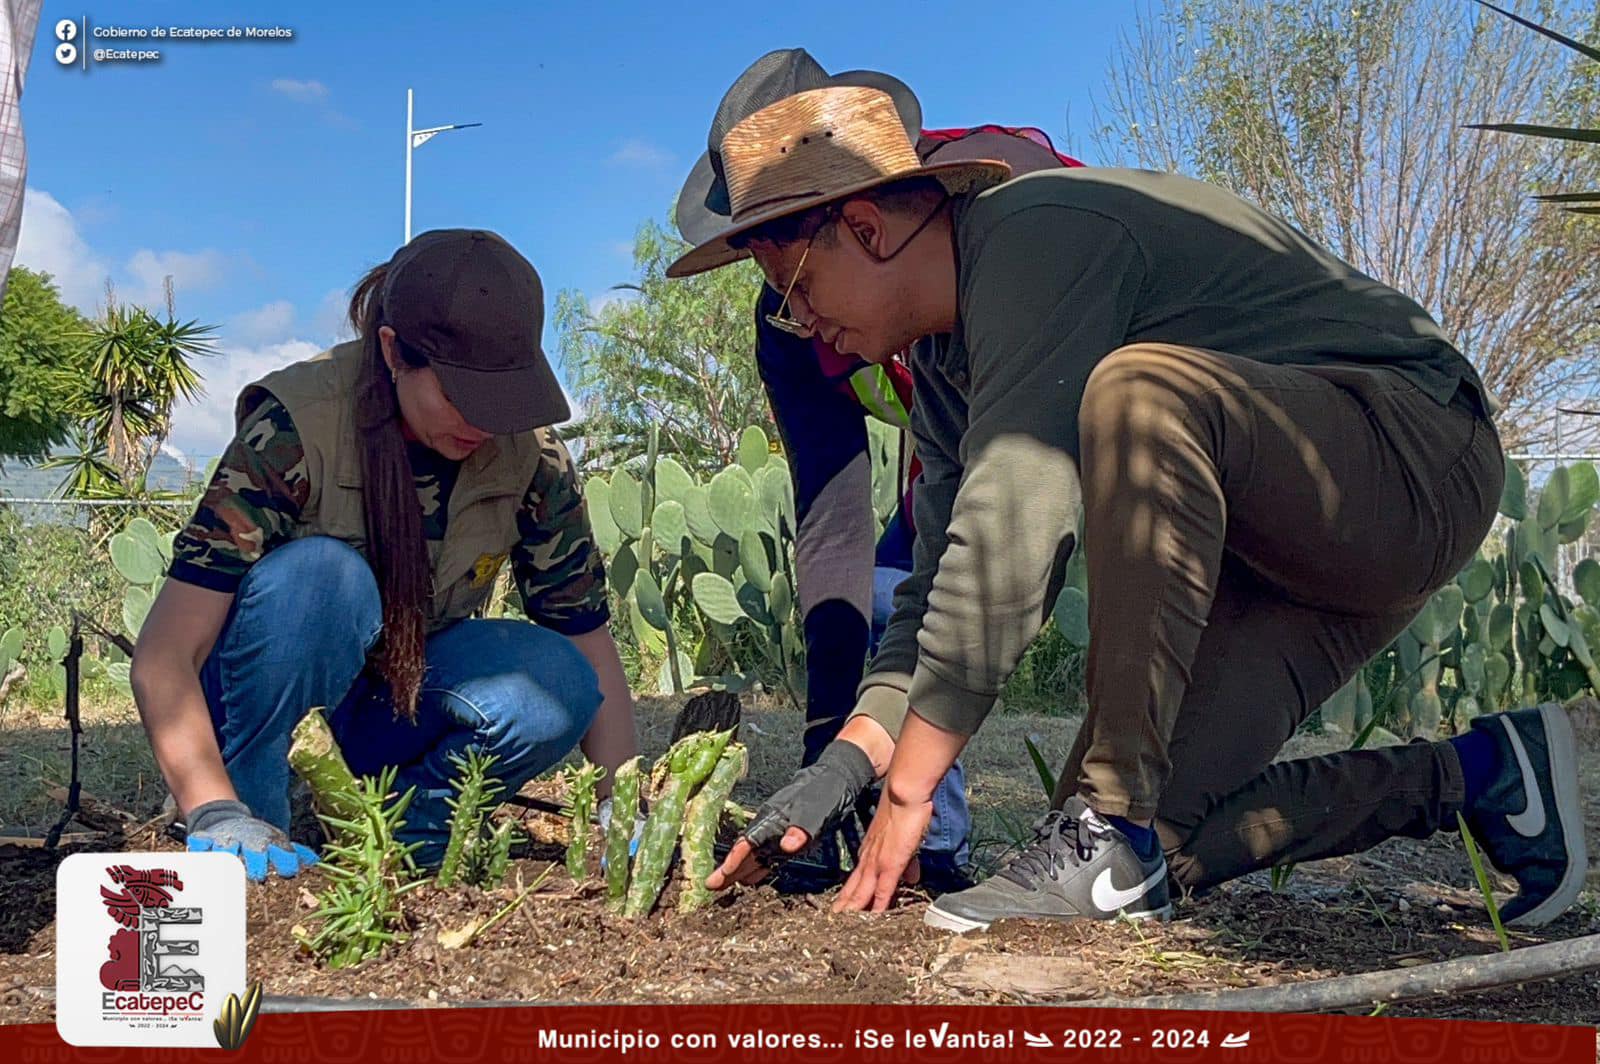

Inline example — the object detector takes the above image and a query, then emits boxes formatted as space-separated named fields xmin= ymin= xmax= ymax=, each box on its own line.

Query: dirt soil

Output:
xmin=1 ymin=698 xmax=1597 ymax=1026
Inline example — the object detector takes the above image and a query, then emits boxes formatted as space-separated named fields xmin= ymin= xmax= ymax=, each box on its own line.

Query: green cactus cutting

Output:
xmin=678 ymin=743 xmax=748 ymax=914
xmin=604 ymin=756 xmax=643 ymax=910
xmin=564 ymin=760 xmax=607 ymax=883
xmin=287 ymin=709 xmax=362 ymax=821
xmin=623 ymin=728 xmax=734 ymax=918
xmin=436 ymin=749 xmax=506 ymax=889
xmin=486 ymin=819 xmax=518 ymax=884
xmin=300 ymin=766 xmax=423 ymax=969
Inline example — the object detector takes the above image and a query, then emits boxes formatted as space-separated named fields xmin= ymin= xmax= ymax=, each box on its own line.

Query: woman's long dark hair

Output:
xmin=348 ymin=264 xmax=429 ymax=720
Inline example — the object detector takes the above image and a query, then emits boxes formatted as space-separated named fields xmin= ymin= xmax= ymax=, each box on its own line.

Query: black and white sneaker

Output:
xmin=1461 ymin=703 xmax=1588 ymax=927
xmin=924 ymin=797 xmax=1171 ymax=933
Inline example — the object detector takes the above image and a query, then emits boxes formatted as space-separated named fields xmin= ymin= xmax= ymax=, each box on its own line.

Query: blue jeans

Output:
xmin=201 ymin=536 xmax=603 ymax=867
xmin=872 ymin=565 xmax=971 ymax=867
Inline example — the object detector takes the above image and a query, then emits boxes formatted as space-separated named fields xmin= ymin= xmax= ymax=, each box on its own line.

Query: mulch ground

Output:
xmin=1 ymin=805 xmax=1595 ymax=1025
xmin=2 ymin=699 xmax=1596 ymax=1026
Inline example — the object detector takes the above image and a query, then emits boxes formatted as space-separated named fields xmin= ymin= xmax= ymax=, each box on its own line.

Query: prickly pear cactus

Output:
xmin=586 ymin=424 xmax=806 ymax=703
xmin=104 ymin=516 xmax=172 ymax=694
xmin=1316 ymin=457 xmax=1600 ymax=741
xmin=0 ymin=626 xmax=24 ymax=700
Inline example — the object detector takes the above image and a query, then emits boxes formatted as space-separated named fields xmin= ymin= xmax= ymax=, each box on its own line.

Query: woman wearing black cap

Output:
xmin=129 ymin=229 xmax=636 ymax=881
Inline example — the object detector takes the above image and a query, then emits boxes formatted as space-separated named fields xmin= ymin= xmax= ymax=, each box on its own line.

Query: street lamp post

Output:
xmin=404 ymin=87 xmax=482 ymax=244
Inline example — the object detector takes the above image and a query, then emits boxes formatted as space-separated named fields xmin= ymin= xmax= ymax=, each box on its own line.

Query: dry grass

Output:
xmin=0 ymin=691 xmax=161 ymax=833
xmin=0 ymin=689 xmax=1076 ymax=857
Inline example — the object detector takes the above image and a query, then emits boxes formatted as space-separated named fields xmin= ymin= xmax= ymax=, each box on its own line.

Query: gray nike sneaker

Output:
xmin=1460 ymin=702 xmax=1587 ymax=927
xmin=924 ymin=797 xmax=1171 ymax=933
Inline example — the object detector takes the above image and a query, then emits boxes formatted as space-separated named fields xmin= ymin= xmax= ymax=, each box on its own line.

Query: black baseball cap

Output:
xmin=381 ymin=228 xmax=570 ymax=435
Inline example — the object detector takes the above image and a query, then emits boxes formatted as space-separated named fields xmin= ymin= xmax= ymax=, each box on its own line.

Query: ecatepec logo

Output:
xmin=56 ymin=853 xmax=247 ymax=1047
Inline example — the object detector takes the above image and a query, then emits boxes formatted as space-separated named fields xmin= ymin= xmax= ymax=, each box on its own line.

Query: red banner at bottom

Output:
xmin=5 ymin=1004 xmax=1596 ymax=1062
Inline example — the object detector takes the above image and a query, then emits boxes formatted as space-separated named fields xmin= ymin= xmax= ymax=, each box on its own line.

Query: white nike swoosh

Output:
xmin=1500 ymin=716 xmax=1547 ymax=837
xmin=1091 ymin=864 xmax=1165 ymax=913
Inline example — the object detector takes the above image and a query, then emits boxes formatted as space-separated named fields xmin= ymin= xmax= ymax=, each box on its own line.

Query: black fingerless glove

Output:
xmin=743 ymin=740 xmax=876 ymax=864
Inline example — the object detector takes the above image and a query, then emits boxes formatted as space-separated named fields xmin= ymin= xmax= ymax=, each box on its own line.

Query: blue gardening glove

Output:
xmin=597 ymin=796 xmax=648 ymax=871
xmin=185 ymin=799 xmax=319 ymax=882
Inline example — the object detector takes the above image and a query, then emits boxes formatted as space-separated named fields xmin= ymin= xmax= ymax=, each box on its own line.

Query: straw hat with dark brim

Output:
xmin=675 ymin=48 xmax=924 ymax=247
xmin=666 ymin=86 xmax=1011 ymax=280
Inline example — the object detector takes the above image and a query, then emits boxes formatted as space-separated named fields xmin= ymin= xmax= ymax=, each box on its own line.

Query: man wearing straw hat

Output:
xmin=674 ymin=83 xmax=1587 ymax=932
xmin=675 ymin=49 xmax=1084 ymax=893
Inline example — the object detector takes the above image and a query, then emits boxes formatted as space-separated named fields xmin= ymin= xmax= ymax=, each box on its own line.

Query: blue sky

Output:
xmin=18 ymin=0 xmax=1132 ymax=458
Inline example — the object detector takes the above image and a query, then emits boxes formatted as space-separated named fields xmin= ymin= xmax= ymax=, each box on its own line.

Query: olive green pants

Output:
xmin=1051 ymin=344 xmax=1503 ymax=891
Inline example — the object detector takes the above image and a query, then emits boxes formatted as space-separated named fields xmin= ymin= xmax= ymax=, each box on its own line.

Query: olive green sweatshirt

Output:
xmin=851 ymin=167 xmax=1488 ymax=741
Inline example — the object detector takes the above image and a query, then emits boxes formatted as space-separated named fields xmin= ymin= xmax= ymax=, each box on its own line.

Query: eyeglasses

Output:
xmin=763 ymin=194 xmax=951 ymax=337
xmin=764 ymin=226 xmax=821 ymax=337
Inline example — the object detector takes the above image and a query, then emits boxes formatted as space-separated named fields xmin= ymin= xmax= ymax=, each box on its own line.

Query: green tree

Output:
xmin=554 ymin=218 xmax=773 ymax=472
xmin=0 ymin=267 xmax=91 ymax=463
xmin=1095 ymin=0 xmax=1600 ymax=449
xmin=45 ymin=279 xmax=216 ymax=500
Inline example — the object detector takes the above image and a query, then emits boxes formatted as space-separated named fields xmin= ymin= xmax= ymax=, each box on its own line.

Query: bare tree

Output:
xmin=1093 ymin=0 xmax=1600 ymax=448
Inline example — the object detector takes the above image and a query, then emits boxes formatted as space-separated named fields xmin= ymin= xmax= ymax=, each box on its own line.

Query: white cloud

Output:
xmin=12 ymin=189 xmax=333 ymax=458
xmin=71 ymin=195 xmax=119 ymax=228
xmin=309 ymin=286 xmax=355 ymax=346
xmin=124 ymin=248 xmax=231 ymax=306
xmin=16 ymin=188 xmax=111 ymax=310
xmin=16 ymin=189 xmax=238 ymax=313
xmin=271 ymin=78 xmax=329 ymax=103
xmin=227 ymin=300 xmax=296 ymax=346
xmin=168 ymin=340 xmax=323 ymax=457
xmin=268 ymin=78 xmax=354 ymax=128
xmin=608 ymin=139 xmax=673 ymax=169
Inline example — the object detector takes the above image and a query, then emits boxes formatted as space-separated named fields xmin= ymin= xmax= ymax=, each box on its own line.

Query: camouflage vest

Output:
xmin=237 ymin=341 xmax=546 ymax=631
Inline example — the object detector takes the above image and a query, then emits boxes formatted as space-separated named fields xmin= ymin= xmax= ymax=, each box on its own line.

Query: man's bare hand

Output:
xmin=833 ymin=789 xmax=929 ymax=911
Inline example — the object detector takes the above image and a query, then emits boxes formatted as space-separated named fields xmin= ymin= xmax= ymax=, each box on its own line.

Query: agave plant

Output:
xmin=1468 ymin=1 xmax=1600 ymax=210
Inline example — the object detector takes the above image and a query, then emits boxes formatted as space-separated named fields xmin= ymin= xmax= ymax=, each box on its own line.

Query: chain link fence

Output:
xmin=0 ymin=495 xmax=189 ymax=526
